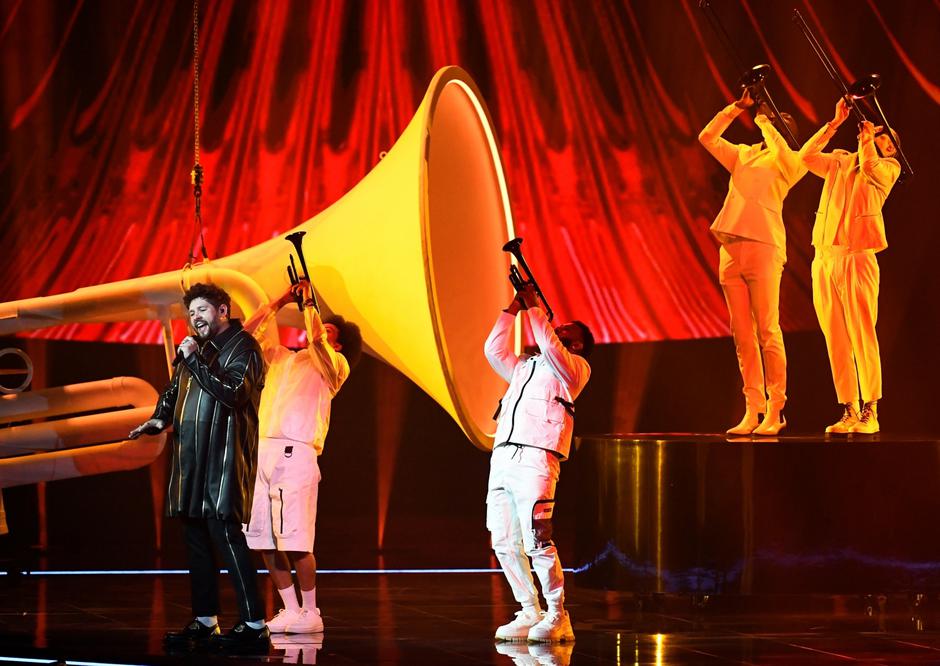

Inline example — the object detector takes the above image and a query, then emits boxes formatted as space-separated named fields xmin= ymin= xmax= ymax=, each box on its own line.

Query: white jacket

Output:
xmin=699 ymin=105 xmax=807 ymax=255
xmin=801 ymin=122 xmax=900 ymax=253
xmin=252 ymin=303 xmax=349 ymax=455
xmin=484 ymin=308 xmax=591 ymax=460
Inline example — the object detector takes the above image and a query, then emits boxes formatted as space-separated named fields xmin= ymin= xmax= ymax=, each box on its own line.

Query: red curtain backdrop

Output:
xmin=1 ymin=0 xmax=938 ymax=344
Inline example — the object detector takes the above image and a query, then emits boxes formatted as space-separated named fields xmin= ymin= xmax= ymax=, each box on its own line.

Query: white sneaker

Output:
xmin=529 ymin=641 xmax=575 ymax=665
xmin=270 ymin=632 xmax=324 ymax=650
xmin=495 ymin=608 xmax=544 ymax=641
xmin=266 ymin=607 xmax=302 ymax=634
xmin=494 ymin=642 xmax=540 ymax=665
xmin=286 ymin=607 xmax=324 ymax=634
xmin=527 ymin=609 xmax=574 ymax=643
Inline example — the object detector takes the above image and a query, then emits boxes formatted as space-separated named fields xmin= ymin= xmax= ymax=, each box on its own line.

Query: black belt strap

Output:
xmin=554 ymin=396 xmax=575 ymax=417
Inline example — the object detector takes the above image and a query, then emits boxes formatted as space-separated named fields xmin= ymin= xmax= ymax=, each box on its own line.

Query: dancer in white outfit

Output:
xmin=801 ymin=97 xmax=901 ymax=434
xmin=484 ymin=284 xmax=592 ymax=643
xmin=243 ymin=280 xmax=361 ymax=634
xmin=699 ymin=89 xmax=807 ymax=435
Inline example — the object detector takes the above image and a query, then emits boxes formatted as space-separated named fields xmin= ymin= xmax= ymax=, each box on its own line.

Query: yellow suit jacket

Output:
xmin=801 ymin=123 xmax=900 ymax=253
xmin=699 ymin=105 xmax=807 ymax=258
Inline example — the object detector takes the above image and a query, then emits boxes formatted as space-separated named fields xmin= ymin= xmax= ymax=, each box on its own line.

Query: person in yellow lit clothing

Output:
xmin=699 ymin=90 xmax=807 ymax=436
xmin=242 ymin=280 xmax=361 ymax=634
xmin=801 ymin=98 xmax=901 ymax=434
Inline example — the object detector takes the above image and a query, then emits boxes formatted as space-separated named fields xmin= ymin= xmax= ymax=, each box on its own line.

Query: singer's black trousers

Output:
xmin=180 ymin=516 xmax=262 ymax=622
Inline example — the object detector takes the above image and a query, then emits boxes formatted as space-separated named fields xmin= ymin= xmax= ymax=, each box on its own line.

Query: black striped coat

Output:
xmin=152 ymin=321 xmax=265 ymax=523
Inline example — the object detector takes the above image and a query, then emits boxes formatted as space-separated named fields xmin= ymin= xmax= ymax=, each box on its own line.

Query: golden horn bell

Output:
xmin=0 ymin=66 xmax=517 ymax=462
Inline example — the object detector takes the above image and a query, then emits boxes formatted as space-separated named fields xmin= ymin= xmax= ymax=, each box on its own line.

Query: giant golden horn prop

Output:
xmin=0 ymin=67 xmax=517 ymax=467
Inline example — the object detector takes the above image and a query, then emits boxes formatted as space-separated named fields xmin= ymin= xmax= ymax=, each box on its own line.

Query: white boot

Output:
xmin=496 ymin=607 xmax=544 ymax=642
xmin=849 ymin=401 xmax=880 ymax=434
xmin=726 ymin=407 xmax=760 ymax=435
xmin=825 ymin=403 xmax=859 ymax=434
xmin=752 ymin=409 xmax=786 ymax=436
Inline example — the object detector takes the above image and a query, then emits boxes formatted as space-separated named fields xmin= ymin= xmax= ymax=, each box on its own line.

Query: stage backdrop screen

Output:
xmin=1 ymin=0 xmax=937 ymax=343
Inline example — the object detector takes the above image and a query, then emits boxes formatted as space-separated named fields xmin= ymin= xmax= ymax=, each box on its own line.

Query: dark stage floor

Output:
xmin=5 ymin=573 xmax=940 ymax=664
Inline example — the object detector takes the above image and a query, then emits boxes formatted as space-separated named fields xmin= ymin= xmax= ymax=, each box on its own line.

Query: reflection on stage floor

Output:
xmin=6 ymin=571 xmax=940 ymax=664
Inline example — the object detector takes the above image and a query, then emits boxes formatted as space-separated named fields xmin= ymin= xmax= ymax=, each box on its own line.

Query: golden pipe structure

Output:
xmin=0 ymin=377 xmax=165 ymax=488
xmin=0 ymin=376 xmax=158 ymax=424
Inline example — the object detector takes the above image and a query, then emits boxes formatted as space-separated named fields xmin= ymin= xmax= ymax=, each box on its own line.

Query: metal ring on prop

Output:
xmin=0 ymin=348 xmax=34 ymax=394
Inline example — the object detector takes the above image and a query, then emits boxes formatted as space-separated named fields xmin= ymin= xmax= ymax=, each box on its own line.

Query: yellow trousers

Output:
xmin=812 ymin=248 xmax=881 ymax=404
xmin=719 ymin=240 xmax=787 ymax=412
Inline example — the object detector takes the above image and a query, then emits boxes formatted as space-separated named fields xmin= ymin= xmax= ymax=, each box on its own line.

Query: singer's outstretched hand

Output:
xmin=129 ymin=418 xmax=166 ymax=440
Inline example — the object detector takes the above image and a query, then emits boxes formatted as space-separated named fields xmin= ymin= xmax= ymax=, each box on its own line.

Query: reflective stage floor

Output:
xmin=5 ymin=572 xmax=940 ymax=664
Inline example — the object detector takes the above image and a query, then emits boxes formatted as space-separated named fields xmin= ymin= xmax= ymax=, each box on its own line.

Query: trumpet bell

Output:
xmin=0 ymin=66 xmax=517 ymax=452
xmin=848 ymin=73 xmax=882 ymax=99
xmin=738 ymin=64 xmax=771 ymax=90
xmin=502 ymin=237 xmax=523 ymax=255
xmin=216 ymin=67 xmax=517 ymax=449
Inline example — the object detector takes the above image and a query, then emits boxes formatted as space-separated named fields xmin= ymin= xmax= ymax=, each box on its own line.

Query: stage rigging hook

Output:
xmin=187 ymin=0 xmax=210 ymax=268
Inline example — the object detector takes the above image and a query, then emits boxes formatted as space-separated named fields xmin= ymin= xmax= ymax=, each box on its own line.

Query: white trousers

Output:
xmin=719 ymin=240 xmax=787 ymax=412
xmin=486 ymin=444 xmax=564 ymax=610
xmin=812 ymin=248 xmax=881 ymax=404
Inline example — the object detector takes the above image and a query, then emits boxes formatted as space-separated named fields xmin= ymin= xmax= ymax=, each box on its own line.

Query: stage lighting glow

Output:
xmin=4 ymin=567 xmax=577 ymax=576
xmin=0 ymin=659 xmax=146 ymax=666
xmin=68 ymin=662 xmax=148 ymax=666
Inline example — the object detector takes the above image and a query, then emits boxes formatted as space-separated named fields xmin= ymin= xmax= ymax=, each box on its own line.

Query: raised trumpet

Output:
xmin=502 ymin=237 xmax=554 ymax=322
xmin=285 ymin=230 xmax=319 ymax=312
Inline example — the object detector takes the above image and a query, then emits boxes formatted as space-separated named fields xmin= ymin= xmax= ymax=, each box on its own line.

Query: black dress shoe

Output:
xmin=209 ymin=621 xmax=271 ymax=651
xmin=164 ymin=618 xmax=220 ymax=644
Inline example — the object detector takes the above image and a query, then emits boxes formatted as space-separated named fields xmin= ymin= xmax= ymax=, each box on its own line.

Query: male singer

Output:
xmin=131 ymin=283 xmax=267 ymax=650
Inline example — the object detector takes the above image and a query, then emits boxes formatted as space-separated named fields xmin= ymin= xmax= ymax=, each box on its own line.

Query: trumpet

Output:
xmin=792 ymin=9 xmax=912 ymax=180
xmin=502 ymin=237 xmax=554 ymax=322
xmin=699 ymin=0 xmax=799 ymax=150
xmin=285 ymin=230 xmax=319 ymax=312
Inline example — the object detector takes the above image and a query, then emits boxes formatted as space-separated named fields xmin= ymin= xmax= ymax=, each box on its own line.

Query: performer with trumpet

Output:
xmin=699 ymin=88 xmax=807 ymax=436
xmin=130 ymin=283 xmax=268 ymax=650
xmin=801 ymin=97 xmax=901 ymax=434
xmin=484 ymin=240 xmax=593 ymax=643
xmin=241 ymin=237 xmax=361 ymax=635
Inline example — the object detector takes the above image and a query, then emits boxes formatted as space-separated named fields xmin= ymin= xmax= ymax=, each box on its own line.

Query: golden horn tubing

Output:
xmin=0 ymin=377 xmax=166 ymax=488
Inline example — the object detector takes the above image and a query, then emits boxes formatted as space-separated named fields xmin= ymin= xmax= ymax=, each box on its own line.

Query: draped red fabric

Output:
xmin=1 ymin=0 xmax=937 ymax=344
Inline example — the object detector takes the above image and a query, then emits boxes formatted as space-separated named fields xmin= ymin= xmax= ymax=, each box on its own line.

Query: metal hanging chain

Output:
xmin=189 ymin=0 xmax=209 ymax=264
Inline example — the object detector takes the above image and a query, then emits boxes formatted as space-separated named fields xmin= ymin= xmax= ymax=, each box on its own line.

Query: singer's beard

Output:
xmin=193 ymin=321 xmax=213 ymax=340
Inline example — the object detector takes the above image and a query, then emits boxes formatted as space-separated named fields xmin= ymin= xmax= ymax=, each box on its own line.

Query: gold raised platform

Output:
xmin=572 ymin=433 xmax=940 ymax=594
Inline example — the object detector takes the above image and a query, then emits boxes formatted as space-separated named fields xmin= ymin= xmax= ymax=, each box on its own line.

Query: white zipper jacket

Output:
xmin=484 ymin=308 xmax=591 ymax=460
xmin=251 ymin=302 xmax=349 ymax=455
